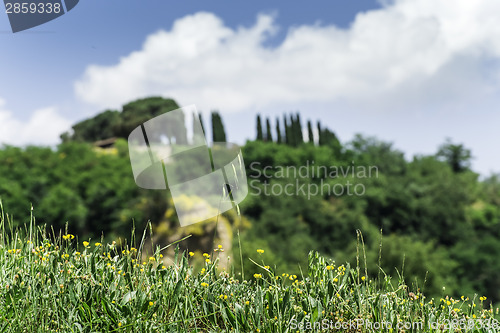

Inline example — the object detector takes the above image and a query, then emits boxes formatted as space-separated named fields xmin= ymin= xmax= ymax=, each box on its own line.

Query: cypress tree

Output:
xmin=296 ymin=113 xmax=303 ymax=145
xmin=284 ymin=115 xmax=290 ymax=145
xmin=276 ymin=117 xmax=282 ymax=144
xmin=290 ymin=114 xmax=299 ymax=147
xmin=218 ymin=113 xmax=227 ymax=142
xmin=211 ymin=111 xmax=226 ymax=142
xmin=307 ymin=120 xmax=314 ymax=144
xmin=193 ymin=112 xmax=206 ymax=144
xmin=211 ymin=112 xmax=218 ymax=142
xmin=198 ymin=113 xmax=206 ymax=137
xmin=256 ymin=114 xmax=264 ymax=141
xmin=265 ymin=118 xmax=273 ymax=142
xmin=220 ymin=114 xmax=226 ymax=142
xmin=317 ymin=121 xmax=323 ymax=146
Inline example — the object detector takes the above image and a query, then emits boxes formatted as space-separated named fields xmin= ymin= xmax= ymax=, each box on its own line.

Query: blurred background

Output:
xmin=1 ymin=0 xmax=499 ymax=304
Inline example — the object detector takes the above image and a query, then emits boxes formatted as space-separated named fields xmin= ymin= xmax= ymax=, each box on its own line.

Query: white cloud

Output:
xmin=74 ymin=0 xmax=500 ymax=114
xmin=0 ymin=99 xmax=71 ymax=146
xmin=72 ymin=0 xmax=500 ymax=175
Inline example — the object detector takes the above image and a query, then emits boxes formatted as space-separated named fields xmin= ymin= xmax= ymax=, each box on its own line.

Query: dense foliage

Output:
xmin=1 ymin=97 xmax=499 ymax=307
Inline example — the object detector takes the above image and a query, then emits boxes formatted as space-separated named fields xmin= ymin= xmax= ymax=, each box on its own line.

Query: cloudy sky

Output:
xmin=1 ymin=0 xmax=500 ymax=175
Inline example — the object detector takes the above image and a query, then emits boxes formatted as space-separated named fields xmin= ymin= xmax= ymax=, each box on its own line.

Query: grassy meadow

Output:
xmin=0 ymin=205 xmax=498 ymax=332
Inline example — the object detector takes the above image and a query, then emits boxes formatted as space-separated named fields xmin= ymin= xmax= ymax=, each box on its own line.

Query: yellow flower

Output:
xmin=201 ymin=282 xmax=209 ymax=287
xmin=118 ymin=322 xmax=122 ymax=327
xmin=62 ymin=234 xmax=74 ymax=240
xmin=130 ymin=247 xmax=137 ymax=252
xmin=245 ymin=301 xmax=250 ymax=305
xmin=333 ymin=278 xmax=338 ymax=282
xmin=254 ymin=273 xmax=262 ymax=279
xmin=149 ymin=257 xmax=155 ymax=262
xmin=205 ymin=259 xmax=211 ymax=264
xmin=149 ymin=301 xmax=154 ymax=306
xmin=256 ymin=249 xmax=264 ymax=254
xmin=189 ymin=252 xmax=194 ymax=257
xmin=203 ymin=253 xmax=210 ymax=258
xmin=83 ymin=241 xmax=90 ymax=247
xmin=326 ymin=265 xmax=333 ymax=270
xmin=361 ymin=276 xmax=366 ymax=281
xmin=218 ymin=244 xmax=223 ymax=249
xmin=94 ymin=242 xmax=102 ymax=247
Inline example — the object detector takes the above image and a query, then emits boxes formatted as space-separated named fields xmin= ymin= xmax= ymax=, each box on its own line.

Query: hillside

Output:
xmin=0 ymin=97 xmax=499 ymax=306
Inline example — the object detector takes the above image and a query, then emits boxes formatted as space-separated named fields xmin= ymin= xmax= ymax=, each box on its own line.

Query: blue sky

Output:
xmin=1 ymin=0 xmax=500 ymax=175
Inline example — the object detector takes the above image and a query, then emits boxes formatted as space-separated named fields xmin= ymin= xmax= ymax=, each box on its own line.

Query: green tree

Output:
xmin=192 ymin=112 xmax=206 ymax=145
xmin=211 ymin=111 xmax=226 ymax=142
xmin=436 ymin=138 xmax=472 ymax=173
xmin=284 ymin=115 xmax=291 ymax=145
xmin=275 ymin=117 xmax=282 ymax=144
xmin=62 ymin=110 xmax=121 ymax=143
xmin=265 ymin=118 xmax=273 ymax=142
xmin=317 ymin=121 xmax=323 ymax=146
xmin=295 ymin=113 xmax=304 ymax=145
xmin=118 ymin=97 xmax=181 ymax=140
xmin=307 ymin=120 xmax=314 ymax=145
xmin=38 ymin=184 xmax=88 ymax=231
xmin=198 ymin=113 xmax=206 ymax=137
xmin=256 ymin=114 xmax=264 ymax=141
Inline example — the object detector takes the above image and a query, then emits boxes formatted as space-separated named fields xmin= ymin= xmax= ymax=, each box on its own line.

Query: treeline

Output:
xmin=255 ymin=113 xmax=340 ymax=149
xmin=62 ymin=96 xmax=342 ymax=151
xmin=62 ymin=97 xmax=228 ymax=144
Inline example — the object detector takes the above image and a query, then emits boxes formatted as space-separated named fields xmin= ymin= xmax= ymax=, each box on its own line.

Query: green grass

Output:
xmin=0 ymin=210 xmax=498 ymax=332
